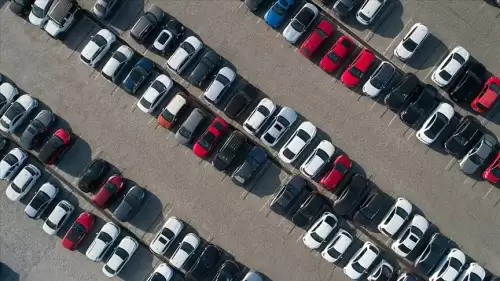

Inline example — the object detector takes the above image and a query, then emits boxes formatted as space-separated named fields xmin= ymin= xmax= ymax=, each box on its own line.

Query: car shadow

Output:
xmin=107 ymin=0 xmax=146 ymax=34
xmin=128 ymin=190 xmax=164 ymax=232
xmin=405 ymin=34 xmax=448 ymax=71
xmin=371 ymin=0 xmax=403 ymax=39
xmin=59 ymin=14 xmax=101 ymax=53
xmin=0 ymin=262 xmax=20 ymax=281
xmin=245 ymin=161 xmax=283 ymax=198
xmin=118 ymin=242 xmax=155 ymax=280
xmin=55 ymin=134 xmax=92 ymax=177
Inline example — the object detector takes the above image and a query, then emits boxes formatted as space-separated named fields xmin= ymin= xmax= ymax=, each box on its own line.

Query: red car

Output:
xmin=38 ymin=129 xmax=72 ymax=165
xmin=299 ymin=19 xmax=335 ymax=58
xmin=320 ymin=35 xmax=355 ymax=73
xmin=320 ymin=154 xmax=352 ymax=191
xmin=61 ymin=212 xmax=95 ymax=251
xmin=91 ymin=174 xmax=124 ymax=208
xmin=483 ymin=151 xmax=500 ymax=183
xmin=340 ymin=48 xmax=375 ymax=88
xmin=470 ymin=76 xmax=500 ymax=113
xmin=193 ymin=117 xmax=229 ymax=158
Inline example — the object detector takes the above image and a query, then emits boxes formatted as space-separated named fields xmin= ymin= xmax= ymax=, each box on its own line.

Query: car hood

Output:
xmin=81 ymin=42 xmax=100 ymax=60
xmin=24 ymin=205 xmax=39 ymax=218
xmin=395 ymin=45 xmax=413 ymax=60
xmin=204 ymin=81 xmax=225 ymax=101
xmin=171 ymin=250 xmax=190 ymax=268
xmin=102 ymin=58 xmax=121 ymax=75
xmin=459 ymin=157 xmax=479 ymax=174
xmin=283 ymin=23 xmax=302 ymax=43
xmin=363 ymin=81 xmax=381 ymax=97
xmin=384 ymin=216 xmax=405 ymax=235
xmin=5 ymin=185 xmax=22 ymax=201
xmin=29 ymin=12 xmax=45 ymax=26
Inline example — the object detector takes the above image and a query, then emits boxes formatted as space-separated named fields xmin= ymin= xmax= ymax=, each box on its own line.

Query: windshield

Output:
xmin=395 ymin=207 xmax=409 ymax=218
xmin=424 ymin=113 xmax=447 ymax=139
xmin=359 ymin=12 xmax=371 ymax=22
xmin=92 ymin=35 xmax=107 ymax=47
xmin=3 ymin=154 xmax=18 ymax=165
xmin=45 ymin=218 xmax=58 ymax=230
xmin=402 ymin=39 xmax=418 ymax=52
xmin=371 ymin=77 xmax=384 ymax=89
xmin=31 ymin=4 xmax=46 ymax=18
xmin=5 ymin=103 xmax=25 ymax=120
xmin=490 ymin=165 xmax=500 ymax=178
xmin=257 ymin=106 xmax=270 ymax=116
xmin=328 ymin=52 xmax=341 ymax=63
xmin=67 ymin=223 xmax=86 ymax=242
xmin=181 ymin=242 xmax=195 ymax=253
xmin=327 ymin=245 xmax=341 ymax=258
xmin=490 ymin=83 xmax=500 ymax=93
xmin=283 ymin=148 xmax=296 ymax=160
xmin=151 ymin=80 xmax=167 ymax=94
xmin=157 ymin=32 xmax=171 ymax=45
xmin=181 ymin=42 xmax=195 ymax=54
xmin=161 ymin=109 xmax=175 ymax=122
xmin=140 ymin=98 xmax=152 ymax=110
xmin=449 ymin=258 xmax=462 ymax=269
xmin=98 ymin=232 xmax=113 ymax=243
xmin=215 ymin=74 xmax=230 ymax=85
xmin=291 ymin=20 xmax=305 ymax=32
xmin=349 ymin=67 xmax=363 ymax=78
xmin=112 ymin=52 xmax=127 ymax=63
xmin=30 ymin=192 xmax=50 ymax=209
xmin=334 ymin=162 xmax=348 ymax=174
xmin=469 ymin=154 xmax=484 ymax=165
xmin=453 ymin=53 xmax=466 ymax=65
xmin=198 ymin=132 xmax=216 ymax=150
xmin=310 ymin=232 xmax=324 ymax=243
xmin=161 ymin=228 xmax=175 ymax=240
xmin=296 ymin=129 xmax=311 ymax=141
xmin=150 ymin=273 xmax=167 ymax=281
xmin=352 ymin=262 xmax=364 ymax=273
xmin=439 ymin=70 xmax=452 ymax=81
xmin=95 ymin=3 xmax=106 ymax=13
xmin=178 ymin=127 xmax=191 ymax=138
xmin=276 ymin=115 xmax=290 ymax=127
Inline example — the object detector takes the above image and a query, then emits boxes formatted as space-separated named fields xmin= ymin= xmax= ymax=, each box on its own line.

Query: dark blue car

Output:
xmin=231 ymin=146 xmax=267 ymax=186
xmin=264 ymin=0 xmax=295 ymax=28
xmin=122 ymin=58 xmax=154 ymax=94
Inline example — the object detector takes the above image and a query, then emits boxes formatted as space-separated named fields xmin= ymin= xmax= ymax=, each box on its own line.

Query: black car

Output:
xmin=291 ymin=193 xmax=324 ymax=227
xmin=78 ymin=158 xmax=109 ymax=192
xmin=9 ymin=0 xmax=35 ymax=16
xmin=384 ymin=73 xmax=421 ymax=110
xmin=113 ymin=186 xmax=145 ymax=222
xmin=448 ymin=68 xmax=483 ymax=104
xmin=188 ymin=50 xmax=221 ymax=87
xmin=270 ymin=176 xmax=308 ymax=215
xmin=130 ymin=6 xmax=165 ymax=43
xmin=414 ymin=233 xmax=453 ymax=276
xmin=213 ymin=260 xmax=240 ymax=281
xmin=332 ymin=0 xmax=357 ymax=17
xmin=122 ymin=58 xmax=154 ymax=94
xmin=490 ymin=276 xmax=500 ymax=281
xmin=188 ymin=244 xmax=221 ymax=281
xmin=224 ymin=84 xmax=255 ymax=119
xmin=444 ymin=116 xmax=483 ymax=158
xmin=333 ymin=174 xmax=370 ymax=218
xmin=231 ymin=146 xmax=267 ymax=186
xmin=212 ymin=131 xmax=246 ymax=171
xmin=20 ymin=110 xmax=55 ymax=150
xmin=353 ymin=191 xmax=387 ymax=226
xmin=399 ymin=85 xmax=438 ymax=128
xmin=244 ymin=0 xmax=264 ymax=11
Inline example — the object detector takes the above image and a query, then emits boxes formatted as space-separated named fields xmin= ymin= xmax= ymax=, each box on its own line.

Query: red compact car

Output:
xmin=38 ymin=129 xmax=72 ymax=165
xmin=470 ymin=76 xmax=500 ymax=113
xmin=320 ymin=35 xmax=354 ymax=73
xmin=91 ymin=174 xmax=124 ymax=208
xmin=299 ymin=19 xmax=335 ymax=58
xmin=193 ymin=117 xmax=229 ymax=158
xmin=340 ymin=48 xmax=375 ymax=88
xmin=320 ymin=154 xmax=352 ymax=191
xmin=483 ymin=151 xmax=500 ymax=183
xmin=61 ymin=212 xmax=95 ymax=251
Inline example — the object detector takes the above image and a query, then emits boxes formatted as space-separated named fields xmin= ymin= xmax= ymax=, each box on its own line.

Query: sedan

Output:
xmin=146 ymin=264 xmax=173 ymax=281
xmin=113 ymin=185 xmax=145 ymax=222
xmin=367 ymin=260 xmax=394 ymax=281
xmin=303 ymin=212 xmax=338 ymax=249
xmin=212 ymin=131 xmax=246 ymax=171
xmin=459 ymin=134 xmax=496 ymax=175
xmin=270 ymin=175 xmax=307 ymax=214
xmin=320 ymin=154 xmax=352 ymax=191
xmin=80 ymin=29 xmax=116 ymax=67
xmin=188 ymin=50 xmax=221 ymax=87
xmin=429 ymin=248 xmax=466 ymax=281
xmin=78 ymin=158 xmax=109 ymax=193
xmin=122 ymin=57 xmax=154 ymax=94
xmin=320 ymin=35 xmax=354 ymax=73
xmin=231 ymin=146 xmax=267 ymax=186
xmin=187 ymin=244 xmax=221 ymax=280
xmin=213 ymin=260 xmax=240 ymax=281
xmin=20 ymin=110 xmax=55 ymax=150
xmin=92 ymin=0 xmax=118 ymax=19
xmin=243 ymin=98 xmax=276 ymax=135
xmin=483 ymin=150 xmax=500 ymax=183
xmin=224 ymin=83 xmax=255 ymax=119
xmin=25 ymin=182 xmax=58 ymax=219
xmin=362 ymin=61 xmax=396 ymax=98
xmin=43 ymin=200 xmax=74 ymax=235
xmin=391 ymin=215 xmax=429 ymax=257
xmin=130 ymin=6 xmax=165 ymax=43
xmin=102 ymin=236 xmax=138 ymax=277
xmin=300 ymin=140 xmax=335 ymax=179
xmin=470 ymin=76 xmax=500 ymax=113
xmin=333 ymin=174 xmax=370 ymax=217
xmin=283 ymin=3 xmax=319 ymax=44
xmin=416 ymin=102 xmax=454 ymax=145
xmin=175 ymin=108 xmax=206 ymax=145
xmin=291 ymin=193 xmax=324 ymax=227
xmin=399 ymin=85 xmax=438 ymax=128
xmin=0 ymin=148 xmax=28 ymax=180
xmin=444 ymin=116 xmax=482 ymax=158
xmin=0 ymin=83 xmax=18 ymax=116
xmin=203 ymin=67 xmax=237 ymax=105
xmin=193 ymin=117 xmax=229 ymax=158
xmin=321 ymin=229 xmax=353 ymax=263
xmin=353 ymin=191 xmax=387 ymax=226
xmin=260 ymin=106 xmax=297 ymax=147
xmin=378 ymin=197 xmax=412 ymax=237
xmin=149 ymin=217 xmax=184 ymax=255
xmin=61 ymin=212 xmax=95 ymax=251
xmin=85 ymin=222 xmax=120 ymax=262
xmin=332 ymin=0 xmax=357 ymax=18
xmin=279 ymin=121 xmax=317 ymax=164
xmin=344 ymin=241 xmax=380 ymax=279
xmin=341 ymin=48 xmax=375 ymax=88
xmin=414 ymin=233 xmax=453 ymax=276
xmin=5 ymin=164 xmax=41 ymax=201
xmin=158 ymin=92 xmax=188 ymax=129
xmin=170 ymin=233 xmax=200 ymax=270
xmin=101 ymin=45 xmax=134 ymax=82
xmin=264 ymin=0 xmax=295 ymax=28
xmin=137 ymin=74 xmax=174 ymax=113
xmin=384 ymin=73 xmax=421 ymax=110
xmin=91 ymin=174 xmax=124 ymax=208
xmin=432 ymin=46 xmax=470 ymax=87
xmin=394 ymin=23 xmax=429 ymax=61
xmin=0 ymin=94 xmax=38 ymax=133
xmin=167 ymin=36 xmax=204 ymax=74
xmin=456 ymin=263 xmax=486 ymax=281
xmin=300 ymin=19 xmax=335 ymax=58
xmin=38 ymin=129 xmax=73 ymax=165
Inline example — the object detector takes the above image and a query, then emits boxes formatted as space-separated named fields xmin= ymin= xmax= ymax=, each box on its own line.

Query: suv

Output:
xmin=291 ymin=193 xmax=324 ymax=227
xmin=270 ymin=176 xmax=308 ymax=215
xmin=399 ymin=85 xmax=438 ymax=128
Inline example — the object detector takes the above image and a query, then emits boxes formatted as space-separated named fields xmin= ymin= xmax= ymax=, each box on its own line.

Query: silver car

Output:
xmin=459 ymin=134 xmax=496 ymax=175
xmin=175 ymin=108 xmax=205 ymax=145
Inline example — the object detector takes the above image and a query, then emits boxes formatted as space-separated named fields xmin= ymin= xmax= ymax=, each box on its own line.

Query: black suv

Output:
xmin=333 ymin=174 xmax=370 ymax=218
xmin=414 ymin=233 xmax=453 ymax=276
xmin=212 ymin=131 xmax=246 ymax=171
xmin=224 ymin=84 xmax=256 ymax=119
xmin=384 ymin=73 xmax=421 ymax=110
xmin=271 ymin=176 xmax=308 ymax=215
xmin=444 ymin=116 xmax=483 ymax=158
xmin=448 ymin=68 xmax=483 ymax=104
xmin=187 ymin=244 xmax=221 ymax=280
xmin=188 ymin=50 xmax=221 ymax=87
xmin=353 ymin=191 xmax=387 ymax=226
xmin=399 ymin=85 xmax=438 ymax=128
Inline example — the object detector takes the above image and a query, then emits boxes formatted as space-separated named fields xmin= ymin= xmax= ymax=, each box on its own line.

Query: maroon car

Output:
xmin=91 ymin=174 xmax=124 ymax=208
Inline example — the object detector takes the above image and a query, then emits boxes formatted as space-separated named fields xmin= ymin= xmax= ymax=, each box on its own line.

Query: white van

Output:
xmin=167 ymin=36 xmax=203 ymax=74
xmin=44 ymin=0 xmax=79 ymax=38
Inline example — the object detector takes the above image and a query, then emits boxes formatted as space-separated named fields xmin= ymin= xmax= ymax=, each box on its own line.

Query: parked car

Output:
xmin=78 ymin=158 xmax=109 ymax=193
xmin=260 ymin=106 xmax=297 ymax=147
xmin=187 ymin=244 xmax=221 ymax=280
xmin=300 ymin=140 xmax=335 ymax=178
xmin=428 ymin=249 xmax=466 ymax=281
xmin=29 ymin=0 xmax=53 ymax=27
xmin=175 ymin=108 xmax=206 ymax=145
xmin=279 ymin=121 xmax=317 ymax=164
xmin=9 ymin=0 xmax=36 ymax=16
xmin=130 ymin=6 xmax=165 ymax=43
xmin=170 ymin=233 xmax=200 ymax=270
xmin=394 ymin=23 xmax=429 ymax=61
xmin=231 ymin=146 xmax=267 ymax=186
xmin=92 ymin=0 xmax=118 ymax=19
xmin=241 ymin=271 xmax=264 ymax=281
xmin=320 ymin=154 xmax=352 ymax=191
xmin=353 ymin=191 xmax=387 ymax=226
xmin=213 ymin=260 xmax=240 ymax=281
xmin=38 ymin=129 xmax=72 ymax=165
xmin=80 ymin=29 xmax=115 ymax=67
xmin=470 ymin=76 xmax=500 ymax=113
xmin=444 ymin=116 xmax=483 ymax=158
xmin=152 ymin=20 xmax=185 ymax=54
xmin=61 ymin=212 xmax=95 ymax=250
xmin=432 ymin=46 xmax=470 ymax=87
xmin=416 ymin=102 xmax=454 ymax=145
xmin=333 ymin=174 xmax=370 ymax=217
xmin=157 ymin=92 xmax=188 ymax=129
xmin=146 ymin=263 xmax=173 ymax=281
xmin=384 ymin=73 xmax=421 ymax=110
xmin=378 ymin=197 xmax=412 ymax=237
xmin=122 ymin=57 xmax=154 ymax=94
xmin=114 ymin=186 xmax=145 ymax=222
xmin=188 ymin=50 xmax=221 ymax=86
xmin=149 ymin=217 xmax=184 ymax=255
xmin=137 ymin=74 xmax=174 ymax=113
xmin=320 ymin=35 xmax=354 ymax=73
xmin=456 ymin=263 xmax=486 ymax=281
xmin=414 ymin=233 xmax=453 ymax=276
xmin=448 ymin=68 xmax=483 ymax=104
xmin=270 ymin=175 xmax=307 ymax=214
xmin=367 ymin=260 xmax=394 ymax=281
xmin=43 ymin=0 xmax=80 ymax=38
xmin=193 ymin=117 xmax=229 ymax=158
xmin=43 ymin=200 xmax=74 ymax=235
xmin=25 ymin=182 xmax=59 ymax=219
xmin=459 ymin=134 xmax=496 ymax=175
xmin=0 ymin=94 xmax=38 ymax=133
xmin=5 ymin=164 xmax=41 ymax=201
xmin=302 ymin=212 xmax=338 ymax=249
xmin=20 ymin=110 xmax=55 ymax=150
xmin=102 ymin=45 xmax=134 ymax=82
xmin=264 ymin=0 xmax=295 ymax=28
xmin=167 ymin=36 xmax=203 ymax=74
xmin=224 ymin=83 xmax=256 ymax=119
xmin=391 ymin=215 xmax=429 ymax=257
xmin=282 ymin=3 xmax=319 ymax=44
xmin=300 ymin=19 xmax=335 ymax=58
xmin=362 ymin=61 xmax=396 ymax=98
xmin=102 ymin=236 xmax=138 ymax=277
xmin=483 ymin=150 xmax=500 ymax=183
xmin=0 ymin=148 xmax=27 ymax=180
xmin=212 ymin=131 xmax=246 ymax=171
xmin=344 ymin=241 xmax=380 ymax=279
xmin=321 ymin=229 xmax=353 ymax=263
xmin=245 ymin=0 xmax=264 ymax=11
xmin=399 ymin=85 xmax=438 ymax=128
xmin=91 ymin=174 xmax=124 ymax=208
xmin=291 ymin=192 xmax=324 ymax=227
xmin=341 ymin=48 xmax=375 ymax=88
xmin=203 ymin=67 xmax=237 ymax=105
xmin=0 ymin=83 xmax=18 ymax=117
xmin=356 ymin=0 xmax=386 ymax=25
xmin=243 ymin=98 xmax=276 ymax=135
xmin=86 ymin=222 xmax=120 ymax=262
xmin=332 ymin=0 xmax=357 ymax=18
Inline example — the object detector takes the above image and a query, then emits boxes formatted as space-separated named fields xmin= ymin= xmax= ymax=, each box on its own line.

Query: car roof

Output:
xmin=360 ymin=0 xmax=384 ymax=17
xmin=165 ymin=93 xmax=187 ymax=115
xmin=375 ymin=62 xmax=395 ymax=80
xmin=355 ymin=49 xmax=375 ymax=70
xmin=407 ymin=23 xmax=429 ymax=42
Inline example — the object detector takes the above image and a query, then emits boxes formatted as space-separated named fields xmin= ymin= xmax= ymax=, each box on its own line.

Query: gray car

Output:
xmin=113 ymin=186 xmax=145 ymax=222
xmin=459 ymin=134 xmax=496 ymax=175
xmin=20 ymin=110 xmax=55 ymax=150
xmin=130 ymin=6 xmax=165 ymax=43
xmin=175 ymin=108 xmax=206 ymax=145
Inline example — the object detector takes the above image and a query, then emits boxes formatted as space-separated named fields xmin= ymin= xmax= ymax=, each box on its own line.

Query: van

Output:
xmin=44 ymin=0 xmax=79 ymax=38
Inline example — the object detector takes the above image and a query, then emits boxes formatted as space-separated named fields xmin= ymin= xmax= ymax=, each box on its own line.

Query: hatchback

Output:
xmin=341 ymin=48 xmax=375 ymax=87
xmin=85 ymin=222 xmax=120 ymax=262
xmin=356 ymin=0 xmax=386 ymax=25
xmin=378 ymin=197 xmax=412 ymax=237
xmin=150 ymin=217 xmax=184 ymax=255
xmin=175 ymin=108 xmax=206 ymax=145
xmin=101 ymin=45 xmax=134 ymax=82
xmin=470 ymin=76 xmax=500 ymax=113
xmin=91 ymin=174 xmax=124 ymax=208
xmin=243 ymin=98 xmax=276 ymax=135
xmin=224 ymin=84 xmax=255 ymax=119
xmin=170 ymin=233 xmax=200 ymax=270
xmin=394 ymin=23 xmax=429 ymax=61
xmin=38 ymin=129 xmax=73 ymax=165
xmin=25 ymin=182 xmax=58 ymax=219
xmin=130 ymin=6 xmax=165 ymax=43
xmin=391 ymin=215 xmax=429 ymax=257
xmin=0 ymin=94 xmax=38 ymax=133
xmin=432 ymin=46 xmax=470 ymax=87
xmin=362 ymin=61 xmax=396 ymax=98
xmin=5 ymin=164 xmax=41 ymax=201
xmin=300 ymin=19 xmax=335 ymax=58
xmin=302 ymin=212 xmax=338 ymax=249
xmin=102 ymin=236 xmax=138 ymax=277
xmin=279 ymin=121 xmax=317 ymax=164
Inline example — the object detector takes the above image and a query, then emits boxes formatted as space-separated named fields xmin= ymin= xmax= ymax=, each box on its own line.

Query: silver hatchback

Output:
xmin=175 ymin=108 xmax=206 ymax=145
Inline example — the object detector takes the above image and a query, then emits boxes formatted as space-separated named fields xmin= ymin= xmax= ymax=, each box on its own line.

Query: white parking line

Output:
xmin=275 ymin=32 xmax=281 ymax=38
xmin=406 ymin=130 xmax=415 ymax=140
xmin=147 ymin=117 xmax=156 ymax=125
xmin=483 ymin=186 xmax=494 ymax=199
xmin=387 ymin=113 xmax=398 ymax=126
xmin=296 ymin=231 xmax=306 ymax=243
xmin=256 ymin=18 xmax=261 ymax=24
xmin=277 ymin=217 xmax=286 ymax=227
xmin=444 ymin=158 xmax=456 ymax=171
xmin=238 ymin=2 xmax=244 ymax=8
xmin=130 ymin=103 xmax=137 ymax=112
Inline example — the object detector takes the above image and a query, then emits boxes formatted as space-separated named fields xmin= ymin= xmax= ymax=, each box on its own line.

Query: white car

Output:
xmin=0 ymin=94 xmax=38 ymax=133
xmin=456 ymin=263 xmax=486 ymax=281
xmin=391 ymin=215 xmax=429 ymax=257
xmin=24 ymin=182 xmax=59 ymax=219
xmin=300 ymin=140 xmax=335 ymax=178
xmin=29 ymin=0 xmax=53 ymax=27
xmin=243 ymin=98 xmax=276 ymax=135
xmin=42 ymin=200 xmax=74 ymax=235
xmin=0 ymin=83 xmax=18 ymax=110
xmin=0 ymin=148 xmax=28 ymax=180
xmin=321 ymin=229 xmax=353 ymax=263
xmin=416 ymin=102 xmax=454 ymax=145
xmin=282 ymin=3 xmax=319 ymax=44
xmin=241 ymin=270 xmax=264 ymax=281
xmin=356 ymin=0 xmax=386 ymax=25
xmin=102 ymin=45 xmax=134 ymax=82
xmin=204 ymin=67 xmax=236 ymax=105
xmin=362 ymin=61 xmax=396 ymax=98
xmin=279 ymin=121 xmax=317 ymax=164
xmin=169 ymin=233 xmax=200 ymax=270
xmin=394 ymin=23 xmax=430 ymax=61
xmin=102 ymin=236 xmax=138 ymax=277
xmin=429 ymin=248 xmax=466 ymax=281
xmin=153 ymin=29 xmax=174 ymax=53
xmin=150 ymin=217 xmax=184 ymax=255
xmin=5 ymin=164 xmax=41 ymax=201
xmin=260 ymin=106 xmax=297 ymax=147
xmin=303 ymin=212 xmax=338 ymax=249
xmin=367 ymin=260 xmax=394 ymax=281
xmin=378 ymin=197 xmax=412 ymax=237
xmin=432 ymin=46 xmax=470 ymax=87
xmin=146 ymin=263 xmax=174 ymax=281
xmin=86 ymin=222 xmax=121 ymax=262
xmin=167 ymin=36 xmax=203 ymax=74
xmin=344 ymin=241 xmax=380 ymax=279
xmin=80 ymin=29 xmax=116 ymax=67
xmin=137 ymin=74 xmax=174 ymax=113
